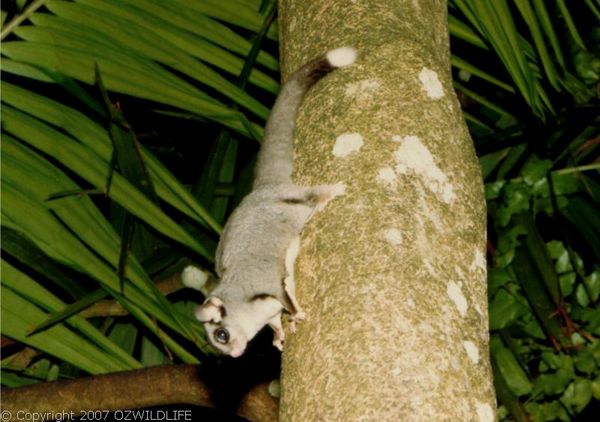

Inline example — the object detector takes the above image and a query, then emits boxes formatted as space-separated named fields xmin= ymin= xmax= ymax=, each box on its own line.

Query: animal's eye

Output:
xmin=214 ymin=328 xmax=230 ymax=344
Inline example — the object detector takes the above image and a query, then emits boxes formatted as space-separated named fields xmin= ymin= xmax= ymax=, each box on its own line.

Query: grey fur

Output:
xmin=193 ymin=47 xmax=357 ymax=357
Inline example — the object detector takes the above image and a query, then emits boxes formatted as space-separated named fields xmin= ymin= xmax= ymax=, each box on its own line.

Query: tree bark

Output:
xmin=278 ymin=0 xmax=496 ymax=420
xmin=1 ymin=365 xmax=278 ymax=422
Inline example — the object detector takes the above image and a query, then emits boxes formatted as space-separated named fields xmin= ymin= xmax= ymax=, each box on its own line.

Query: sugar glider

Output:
xmin=183 ymin=47 xmax=357 ymax=357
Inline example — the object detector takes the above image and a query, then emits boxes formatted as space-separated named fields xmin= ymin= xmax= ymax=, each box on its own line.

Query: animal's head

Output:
xmin=195 ymin=296 xmax=283 ymax=357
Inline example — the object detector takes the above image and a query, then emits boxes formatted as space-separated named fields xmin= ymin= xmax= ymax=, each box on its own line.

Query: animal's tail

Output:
xmin=253 ymin=47 xmax=357 ymax=188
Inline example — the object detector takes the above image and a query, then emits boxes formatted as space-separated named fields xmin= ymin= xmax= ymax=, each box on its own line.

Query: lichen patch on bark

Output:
xmin=470 ymin=250 xmax=486 ymax=273
xmin=447 ymin=281 xmax=468 ymax=317
xmin=475 ymin=402 xmax=495 ymax=422
xmin=383 ymin=228 xmax=403 ymax=246
xmin=463 ymin=340 xmax=480 ymax=364
xmin=376 ymin=167 xmax=397 ymax=185
xmin=333 ymin=132 xmax=364 ymax=157
xmin=419 ymin=67 xmax=445 ymax=99
xmin=344 ymin=79 xmax=381 ymax=100
xmin=393 ymin=135 xmax=456 ymax=203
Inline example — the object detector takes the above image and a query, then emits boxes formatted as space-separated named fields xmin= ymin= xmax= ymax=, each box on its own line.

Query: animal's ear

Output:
xmin=195 ymin=297 xmax=226 ymax=323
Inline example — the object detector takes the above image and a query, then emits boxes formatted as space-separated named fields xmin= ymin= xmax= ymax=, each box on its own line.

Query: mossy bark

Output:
xmin=278 ymin=0 xmax=496 ymax=420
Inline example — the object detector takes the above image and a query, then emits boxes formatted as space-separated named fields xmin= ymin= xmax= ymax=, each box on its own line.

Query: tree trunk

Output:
xmin=277 ymin=0 xmax=496 ymax=420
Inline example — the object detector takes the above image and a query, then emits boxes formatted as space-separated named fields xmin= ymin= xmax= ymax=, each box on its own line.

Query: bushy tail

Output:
xmin=253 ymin=47 xmax=357 ymax=188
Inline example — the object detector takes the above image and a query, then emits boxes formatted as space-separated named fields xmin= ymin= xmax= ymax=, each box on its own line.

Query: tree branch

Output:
xmin=79 ymin=269 xmax=217 ymax=318
xmin=1 ymin=364 xmax=278 ymax=422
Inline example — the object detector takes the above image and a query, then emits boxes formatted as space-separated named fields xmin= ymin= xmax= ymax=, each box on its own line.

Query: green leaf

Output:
xmin=511 ymin=245 xmax=564 ymax=345
xmin=556 ymin=0 xmax=587 ymax=50
xmin=520 ymin=317 xmax=546 ymax=339
xmin=451 ymin=55 xmax=515 ymax=93
xmin=584 ymin=0 xmax=600 ymax=20
xmin=484 ymin=180 xmax=506 ymax=200
xmin=452 ymin=0 xmax=555 ymax=117
xmin=2 ymin=261 xmax=141 ymax=370
xmin=496 ymin=184 xmax=531 ymax=227
xmin=81 ymin=0 xmax=277 ymax=89
xmin=521 ymin=155 xmax=552 ymax=186
xmin=488 ymin=267 xmax=514 ymax=294
xmin=525 ymin=400 xmax=570 ymax=422
xmin=1 ymin=227 xmax=89 ymax=299
xmin=118 ymin=0 xmax=279 ymax=70
xmin=1 ymin=82 xmax=223 ymax=234
xmin=0 ymin=58 xmax=56 ymax=82
xmin=140 ymin=336 xmax=168 ymax=366
xmin=108 ymin=322 xmax=138 ymax=356
xmin=584 ymin=268 xmax=600 ymax=302
xmin=495 ymin=345 xmax=533 ymax=396
xmin=454 ymin=81 xmax=517 ymax=121
xmin=2 ymin=286 xmax=125 ymax=375
xmin=533 ymin=359 xmax=574 ymax=397
xmin=575 ymin=346 xmax=597 ymax=374
xmin=193 ymin=1 xmax=274 ymax=222
xmin=166 ymin=0 xmax=278 ymax=41
xmin=495 ymin=225 xmax=527 ymax=267
xmin=592 ymin=374 xmax=600 ymax=400
xmin=561 ymin=378 xmax=593 ymax=413
xmin=448 ymin=14 xmax=488 ymax=49
xmin=497 ymin=143 xmax=527 ymax=181
xmin=2 ymin=141 xmax=207 ymax=358
xmin=541 ymin=352 xmax=570 ymax=371
xmin=575 ymin=284 xmax=591 ymax=307
xmin=1 ymin=40 xmax=259 ymax=137
xmin=477 ymin=1 xmax=535 ymax=104
xmin=489 ymin=289 xmax=529 ymax=330
xmin=561 ymin=198 xmax=600 ymax=261
xmin=0 ymin=371 xmax=40 ymax=388
xmin=96 ymin=65 xmax=160 ymax=291
xmin=547 ymin=240 xmax=579 ymax=274
xmin=491 ymin=356 xmax=530 ymax=422
xmin=2 ymin=107 xmax=210 ymax=258
xmin=29 ymin=288 xmax=109 ymax=336
xmin=532 ymin=0 xmax=566 ymax=69
xmin=581 ymin=306 xmax=600 ymax=335
xmin=35 ymin=1 xmax=269 ymax=118
xmin=517 ymin=213 xmax=562 ymax=305
xmin=0 ymin=0 xmax=46 ymax=41
xmin=514 ymin=0 xmax=560 ymax=90
xmin=559 ymin=272 xmax=576 ymax=297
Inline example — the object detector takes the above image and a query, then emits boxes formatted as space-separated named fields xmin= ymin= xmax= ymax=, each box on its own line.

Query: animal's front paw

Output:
xmin=272 ymin=328 xmax=285 ymax=351
xmin=289 ymin=311 xmax=307 ymax=333
xmin=329 ymin=181 xmax=346 ymax=198
xmin=273 ymin=337 xmax=284 ymax=351
xmin=314 ymin=182 xmax=346 ymax=213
